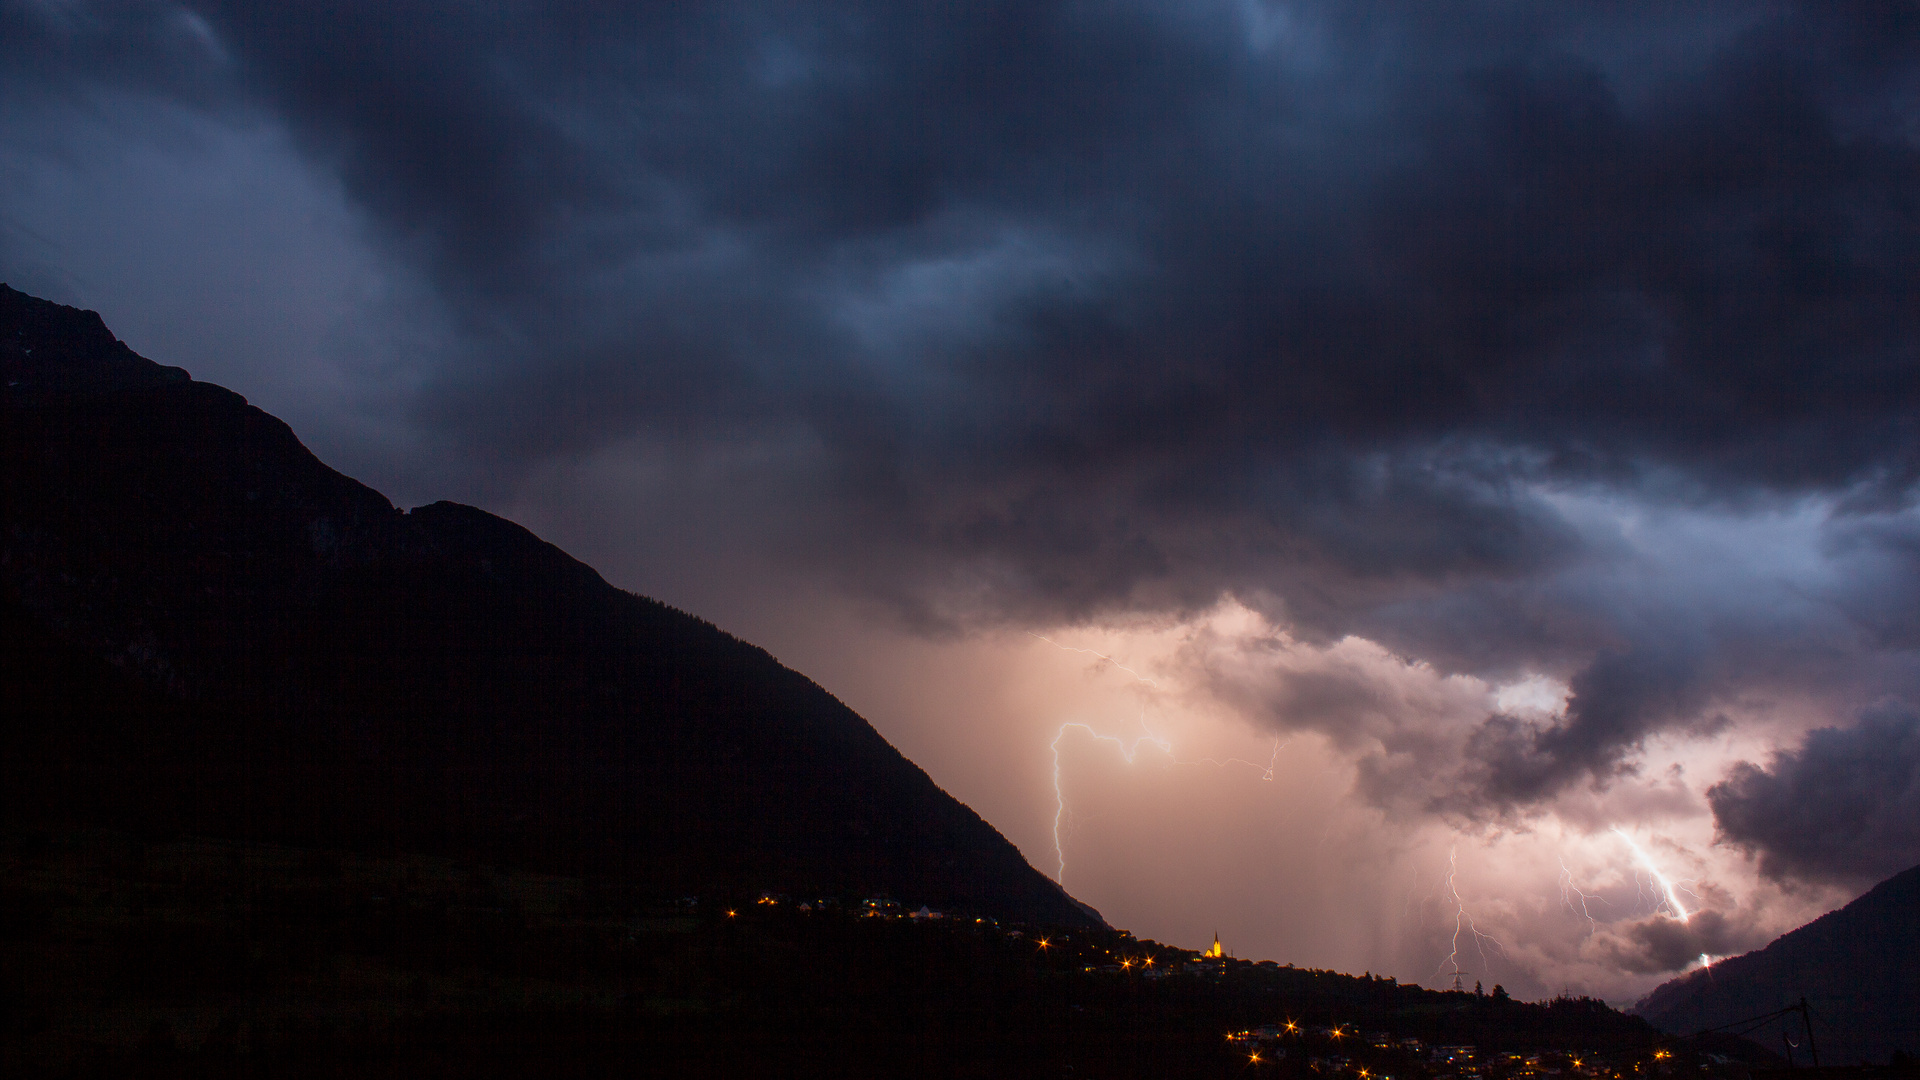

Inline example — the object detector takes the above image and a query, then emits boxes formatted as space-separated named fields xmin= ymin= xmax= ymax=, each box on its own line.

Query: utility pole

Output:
xmin=1798 ymin=997 xmax=1820 ymax=1069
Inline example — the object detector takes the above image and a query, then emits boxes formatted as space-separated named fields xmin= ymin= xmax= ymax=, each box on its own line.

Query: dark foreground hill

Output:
xmin=0 ymin=283 xmax=1097 ymax=929
xmin=1633 ymin=863 xmax=1920 ymax=1064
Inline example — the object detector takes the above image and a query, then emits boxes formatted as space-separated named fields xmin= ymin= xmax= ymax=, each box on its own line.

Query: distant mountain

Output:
xmin=1633 ymin=863 xmax=1920 ymax=1064
xmin=0 ymin=283 xmax=1102 ymax=929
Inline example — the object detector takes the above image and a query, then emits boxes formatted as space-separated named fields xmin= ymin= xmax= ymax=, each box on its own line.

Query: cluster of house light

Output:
xmin=1224 ymin=1030 xmax=1683 ymax=1075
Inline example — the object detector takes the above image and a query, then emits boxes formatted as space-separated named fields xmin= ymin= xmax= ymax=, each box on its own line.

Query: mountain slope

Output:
xmin=1633 ymin=863 xmax=1920 ymax=1064
xmin=0 ymin=283 xmax=1101 ymax=928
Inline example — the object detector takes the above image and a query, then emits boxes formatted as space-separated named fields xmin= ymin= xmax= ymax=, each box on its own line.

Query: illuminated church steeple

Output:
xmin=1204 ymin=933 xmax=1224 ymax=959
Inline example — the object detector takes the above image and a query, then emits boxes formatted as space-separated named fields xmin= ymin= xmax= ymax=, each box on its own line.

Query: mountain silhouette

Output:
xmin=0 ymin=283 xmax=1101 ymax=928
xmin=1632 ymin=863 xmax=1920 ymax=1064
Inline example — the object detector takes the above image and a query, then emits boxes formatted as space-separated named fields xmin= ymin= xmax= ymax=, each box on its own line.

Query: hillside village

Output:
xmin=735 ymin=889 xmax=1758 ymax=1080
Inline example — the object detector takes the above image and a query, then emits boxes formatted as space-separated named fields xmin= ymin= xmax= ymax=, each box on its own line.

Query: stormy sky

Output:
xmin=7 ymin=0 xmax=1920 ymax=1001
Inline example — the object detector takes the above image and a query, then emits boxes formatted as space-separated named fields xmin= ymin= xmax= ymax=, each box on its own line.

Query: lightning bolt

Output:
xmin=1174 ymin=737 xmax=1289 ymax=780
xmin=1050 ymin=721 xmax=1173 ymax=884
xmin=1434 ymin=845 xmax=1506 ymax=984
xmin=1052 ymin=718 xmax=1290 ymax=880
xmin=1033 ymin=633 xmax=1287 ymax=885
xmin=1558 ymin=858 xmax=1606 ymax=936
xmin=1610 ymin=827 xmax=1691 ymax=923
xmin=1026 ymin=633 xmax=1161 ymax=687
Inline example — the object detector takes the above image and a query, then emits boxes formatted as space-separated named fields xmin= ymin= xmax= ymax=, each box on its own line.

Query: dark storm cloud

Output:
xmin=12 ymin=0 xmax=1920 ymax=812
xmin=1594 ymin=911 xmax=1751 ymax=976
xmin=1467 ymin=643 xmax=1723 ymax=806
xmin=1709 ymin=701 xmax=1920 ymax=884
xmin=144 ymin=2 xmax=1920 ymax=483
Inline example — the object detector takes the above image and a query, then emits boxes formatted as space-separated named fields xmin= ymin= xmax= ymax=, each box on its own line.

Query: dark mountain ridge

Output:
xmin=0 ymin=283 xmax=1100 ymax=928
xmin=1632 ymin=862 xmax=1920 ymax=1064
